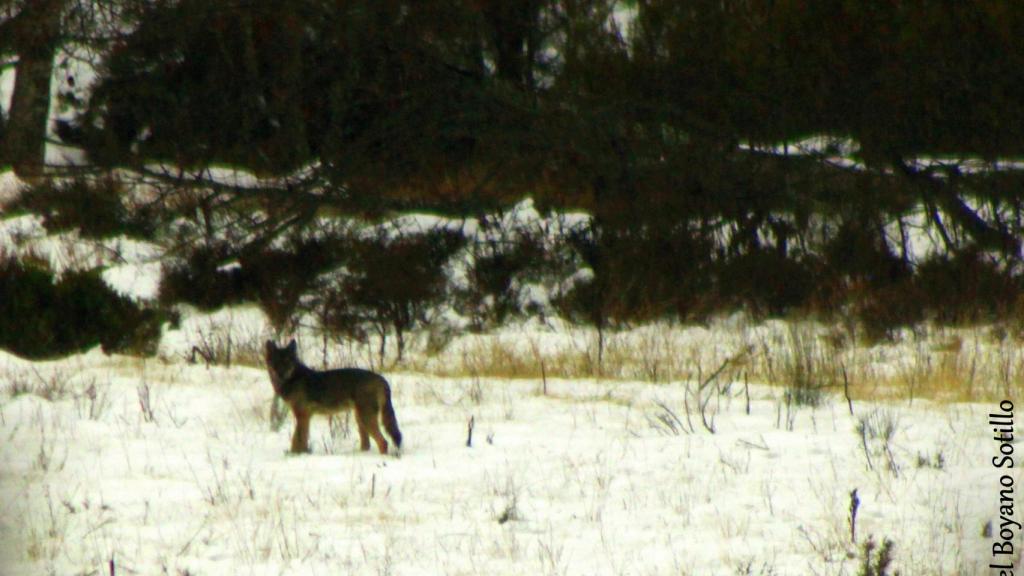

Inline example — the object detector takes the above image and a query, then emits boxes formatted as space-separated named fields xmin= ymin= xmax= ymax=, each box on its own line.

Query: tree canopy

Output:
xmin=3 ymin=0 xmax=1024 ymax=337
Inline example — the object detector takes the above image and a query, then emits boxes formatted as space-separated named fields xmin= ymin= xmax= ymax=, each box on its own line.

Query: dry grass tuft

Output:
xmin=397 ymin=320 xmax=1023 ymax=404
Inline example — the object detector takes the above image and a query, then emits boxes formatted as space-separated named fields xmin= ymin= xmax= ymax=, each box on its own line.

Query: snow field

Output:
xmin=0 ymin=343 xmax=999 ymax=575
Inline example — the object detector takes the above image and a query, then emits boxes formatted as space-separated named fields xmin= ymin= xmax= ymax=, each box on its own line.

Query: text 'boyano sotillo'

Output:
xmin=991 ymin=400 xmax=1017 ymax=576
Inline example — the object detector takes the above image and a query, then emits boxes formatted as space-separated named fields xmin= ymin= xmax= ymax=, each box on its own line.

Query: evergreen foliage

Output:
xmin=13 ymin=177 xmax=156 ymax=240
xmin=4 ymin=0 xmax=1024 ymax=352
xmin=0 ymin=256 xmax=164 ymax=359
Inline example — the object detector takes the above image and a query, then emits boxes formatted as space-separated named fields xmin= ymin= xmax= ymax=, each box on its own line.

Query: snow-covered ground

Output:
xmin=0 ymin=343 xmax=1001 ymax=575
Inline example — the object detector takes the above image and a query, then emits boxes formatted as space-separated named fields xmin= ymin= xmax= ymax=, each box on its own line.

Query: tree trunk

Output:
xmin=479 ymin=0 xmax=540 ymax=88
xmin=377 ymin=328 xmax=387 ymax=371
xmin=2 ymin=0 xmax=66 ymax=179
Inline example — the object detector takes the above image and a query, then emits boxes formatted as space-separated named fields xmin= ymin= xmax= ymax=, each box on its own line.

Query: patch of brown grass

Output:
xmin=401 ymin=322 xmax=1023 ymax=404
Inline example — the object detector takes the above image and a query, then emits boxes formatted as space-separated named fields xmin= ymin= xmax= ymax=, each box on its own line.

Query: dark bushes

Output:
xmin=311 ymin=229 xmax=465 ymax=364
xmin=244 ymin=237 xmax=346 ymax=333
xmin=0 ymin=256 xmax=164 ymax=359
xmin=459 ymin=234 xmax=548 ymax=330
xmin=159 ymin=236 xmax=346 ymax=332
xmin=154 ymin=214 xmax=1023 ymax=349
xmin=849 ymin=280 xmax=927 ymax=343
xmin=557 ymin=223 xmax=716 ymax=329
xmin=339 ymin=229 xmax=465 ymax=362
xmin=157 ymin=227 xmax=466 ymax=364
xmin=915 ymin=250 xmax=1020 ymax=324
xmin=716 ymin=249 xmax=819 ymax=318
xmin=158 ymin=243 xmax=249 ymax=311
xmin=0 ymin=257 xmax=59 ymax=357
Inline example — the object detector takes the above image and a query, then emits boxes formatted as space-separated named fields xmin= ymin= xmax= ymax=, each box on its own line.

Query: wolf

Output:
xmin=264 ymin=339 xmax=402 ymax=455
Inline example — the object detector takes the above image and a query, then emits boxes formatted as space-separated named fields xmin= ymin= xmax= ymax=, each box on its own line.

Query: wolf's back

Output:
xmin=297 ymin=368 xmax=377 ymax=408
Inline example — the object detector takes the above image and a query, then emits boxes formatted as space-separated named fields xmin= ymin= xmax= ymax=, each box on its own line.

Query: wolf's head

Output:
xmin=265 ymin=339 xmax=300 ymax=395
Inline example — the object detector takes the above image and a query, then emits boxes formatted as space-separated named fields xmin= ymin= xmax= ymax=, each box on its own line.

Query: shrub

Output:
xmin=320 ymin=228 xmax=465 ymax=364
xmin=716 ymin=249 xmax=819 ymax=318
xmin=0 ymin=256 xmax=164 ymax=358
xmin=459 ymin=234 xmax=546 ymax=330
xmin=557 ymin=222 xmax=714 ymax=328
xmin=0 ymin=256 xmax=61 ymax=355
xmin=915 ymin=249 xmax=1021 ymax=324
xmin=823 ymin=223 xmax=911 ymax=290
xmin=158 ymin=243 xmax=249 ymax=310
xmin=58 ymin=271 xmax=166 ymax=356
xmin=851 ymin=280 xmax=926 ymax=344
xmin=159 ymin=235 xmax=347 ymax=328
xmin=243 ymin=236 xmax=345 ymax=333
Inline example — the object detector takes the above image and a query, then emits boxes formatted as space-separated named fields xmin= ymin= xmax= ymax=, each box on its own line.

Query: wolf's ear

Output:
xmin=287 ymin=339 xmax=297 ymax=353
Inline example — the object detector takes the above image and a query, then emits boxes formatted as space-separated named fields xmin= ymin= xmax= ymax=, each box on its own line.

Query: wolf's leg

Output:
xmin=367 ymin=415 xmax=388 ymax=454
xmin=291 ymin=409 xmax=311 ymax=453
xmin=363 ymin=406 xmax=389 ymax=454
xmin=355 ymin=408 xmax=371 ymax=451
xmin=356 ymin=406 xmax=387 ymax=453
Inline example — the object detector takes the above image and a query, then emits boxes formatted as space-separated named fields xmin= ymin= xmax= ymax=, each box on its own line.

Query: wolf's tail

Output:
xmin=381 ymin=384 xmax=402 ymax=449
